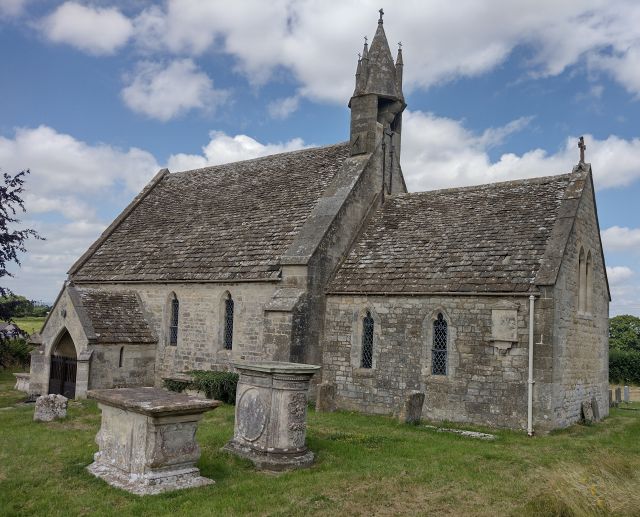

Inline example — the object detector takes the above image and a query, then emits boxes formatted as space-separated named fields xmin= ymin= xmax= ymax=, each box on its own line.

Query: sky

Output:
xmin=1 ymin=0 xmax=640 ymax=316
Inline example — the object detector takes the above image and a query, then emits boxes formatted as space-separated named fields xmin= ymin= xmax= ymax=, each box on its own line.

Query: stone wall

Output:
xmin=89 ymin=344 xmax=156 ymax=389
xmin=323 ymin=294 xmax=543 ymax=429
xmin=80 ymin=282 xmax=279 ymax=384
xmin=551 ymin=177 xmax=609 ymax=428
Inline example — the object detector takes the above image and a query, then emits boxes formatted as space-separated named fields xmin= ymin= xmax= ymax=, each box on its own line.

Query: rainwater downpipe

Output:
xmin=527 ymin=294 xmax=535 ymax=436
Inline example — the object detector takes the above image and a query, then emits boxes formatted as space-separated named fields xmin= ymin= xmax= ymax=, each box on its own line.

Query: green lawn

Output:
xmin=11 ymin=316 xmax=46 ymax=335
xmin=1 ymin=370 xmax=639 ymax=516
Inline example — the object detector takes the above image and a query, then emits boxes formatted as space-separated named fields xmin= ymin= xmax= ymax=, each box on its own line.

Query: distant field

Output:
xmin=1 ymin=369 xmax=640 ymax=516
xmin=11 ymin=317 xmax=45 ymax=335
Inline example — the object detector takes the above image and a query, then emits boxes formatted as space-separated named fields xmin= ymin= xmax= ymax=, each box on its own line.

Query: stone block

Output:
xmin=34 ymin=394 xmax=68 ymax=422
xmin=398 ymin=391 xmax=425 ymax=424
xmin=86 ymin=387 xmax=220 ymax=495
xmin=581 ymin=400 xmax=594 ymax=424
xmin=316 ymin=382 xmax=337 ymax=413
xmin=224 ymin=361 xmax=320 ymax=472
xmin=591 ymin=396 xmax=600 ymax=421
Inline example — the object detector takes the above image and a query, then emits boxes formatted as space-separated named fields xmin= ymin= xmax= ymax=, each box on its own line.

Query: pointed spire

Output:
xmin=362 ymin=36 xmax=369 ymax=61
xmin=364 ymin=16 xmax=400 ymax=99
xmin=396 ymin=42 xmax=403 ymax=66
xmin=395 ymin=42 xmax=404 ymax=100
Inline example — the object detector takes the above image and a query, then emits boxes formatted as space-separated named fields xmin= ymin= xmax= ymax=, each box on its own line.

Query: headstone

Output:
xmin=34 ymin=394 xmax=68 ymax=422
xmin=316 ymin=382 xmax=337 ymax=412
xmin=609 ymin=389 xmax=614 ymax=408
xmin=615 ymin=387 xmax=622 ymax=404
xmin=398 ymin=391 xmax=425 ymax=424
xmin=86 ymin=387 xmax=220 ymax=495
xmin=591 ymin=396 xmax=600 ymax=421
xmin=13 ymin=373 xmax=30 ymax=393
xmin=224 ymin=361 xmax=321 ymax=472
xmin=581 ymin=400 xmax=594 ymax=424
xmin=624 ymin=385 xmax=630 ymax=403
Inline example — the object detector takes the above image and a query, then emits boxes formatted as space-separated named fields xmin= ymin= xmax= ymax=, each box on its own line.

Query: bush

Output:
xmin=163 ymin=370 xmax=239 ymax=404
xmin=0 ymin=338 xmax=32 ymax=369
xmin=609 ymin=348 xmax=640 ymax=385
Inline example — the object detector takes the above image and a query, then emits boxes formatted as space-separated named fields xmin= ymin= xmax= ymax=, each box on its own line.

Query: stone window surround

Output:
xmin=421 ymin=308 xmax=457 ymax=382
xmin=166 ymin=292 xmax=179 ymax=347
xmin=351 ymin=306 xmax=380 ymax=376
xmin=577 ymin=243 xmax=594 ymax=319
xmin=218 ymin=290 xmax=236 ymax=353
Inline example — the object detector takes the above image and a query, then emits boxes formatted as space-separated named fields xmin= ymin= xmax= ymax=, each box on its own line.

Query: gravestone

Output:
xmin=591 ymin=396 xmax=600 ymax=421
xmin=398 ymin=391 xmax=425 ymax=424
xmin=224 ymin=361 xmax=320 ymax=472
xmin=624 ymin=385 xmax=630 ymax=403
xmin=13 ymin=373 xmax=30 ymax=393
xmin=581 ymin=400 xmax=594 ymax=424
xmin=316 ymin=382 xmax=337 ymax=412
xmin=609 ymin=389 xmax=614 ymax=408
xmin=34 ymin=394 xmax=68 ymax=422
xmin=615 ymin=387 xmax=622 ymax=404
xmin=87 ymin=387 xmax=220 ymax=495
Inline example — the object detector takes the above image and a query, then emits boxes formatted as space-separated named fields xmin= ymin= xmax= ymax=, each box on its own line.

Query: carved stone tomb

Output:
xmin=86 ymin=387 xmax=220 ymax=495
xmin=223 ymin=361 xmax=320 ymax=472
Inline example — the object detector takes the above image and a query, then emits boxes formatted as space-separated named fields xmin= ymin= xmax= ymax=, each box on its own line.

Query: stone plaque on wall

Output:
xmin=491 ymin=307 xmax=518 ymax=352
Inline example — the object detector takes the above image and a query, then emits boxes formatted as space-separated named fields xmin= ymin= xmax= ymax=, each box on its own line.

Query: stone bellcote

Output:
xmin=349 ymin=13 xmax=406 ymax=159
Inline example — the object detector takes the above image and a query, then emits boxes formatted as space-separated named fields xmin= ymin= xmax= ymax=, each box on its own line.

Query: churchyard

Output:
xmin=0 ymin=370 xmax=639 ymax=516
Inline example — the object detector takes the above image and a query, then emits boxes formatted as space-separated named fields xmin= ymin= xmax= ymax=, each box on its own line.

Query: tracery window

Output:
xmin=361 ymin=311 xmax=374 ymax=368
xmin=169 ymin=294 xmax=179 ymax=346
xmin=432 ymin=313 xmax=448 ymax=375
xmin=224 ymin=293 xmax=234 ymax=350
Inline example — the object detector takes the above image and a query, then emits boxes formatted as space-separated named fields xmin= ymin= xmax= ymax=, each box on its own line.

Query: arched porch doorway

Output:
xmin=48 ymin=330 xmax=78 ymax=399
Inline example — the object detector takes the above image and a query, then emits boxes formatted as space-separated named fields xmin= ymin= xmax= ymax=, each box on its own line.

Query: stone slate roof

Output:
xmin=75 ymin=288 xmax=156 ymax=344
xmin=71 ymin=143 xmax=349 ymax=282
xmin=328 ymin=174 xmax=573 ymax=294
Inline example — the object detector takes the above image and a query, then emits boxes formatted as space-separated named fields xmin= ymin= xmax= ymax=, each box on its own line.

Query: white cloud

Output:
xmin=0 ymin=0 xmax=28 ymax=18
xmin=401 ymin=110 xmax=640 ymax=192
xmin=127 ymin=0 xmax=640 ymax=103
xmin=40 ymin=2 xmax=133 ymax=55
xmin=606 ymin=266 xmax=634 ymax=285
xmin=167 ymin=131 xmax=308 ymax=171
xmin=602 ymin=226 xmax=640 ymax=253
xmin=268 ymin=95 xmax=300 ymax=119
xmin=121 ymin=59 xmax=229 ymax=121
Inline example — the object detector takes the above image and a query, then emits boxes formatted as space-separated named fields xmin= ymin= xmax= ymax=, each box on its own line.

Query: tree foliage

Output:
xmin=609 ymin=315 xmax=640 ymax=353
xmin=0 ymin=170 xmax=41 ymax=342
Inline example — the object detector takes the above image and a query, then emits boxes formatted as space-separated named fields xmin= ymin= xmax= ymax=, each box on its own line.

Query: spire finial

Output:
xmin=578 ymin=136 xmax=587 ymax=163
xmin=398 ymin=41 xmax=402 ymax=49
xmin=378 ymin=8 xmax=384 ymax=24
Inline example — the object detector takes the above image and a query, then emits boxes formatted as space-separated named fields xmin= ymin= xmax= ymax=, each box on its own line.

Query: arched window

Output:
xmin=361 ymin=311 xmax=374 ymax=368
xmin=432 ymin=313 xmax=448 ymax=375
xmin=224 ymin=293 xmax=234 ymax=350
xmin=169 ymin=294 xmax=179 ymax=346
xmin=586 ymin=251 xmax=593 ymax=313
xmin=578 ymin=247 xmax=586 ymax=313
xmin=118 ymin=346 xmax=124 ymax=368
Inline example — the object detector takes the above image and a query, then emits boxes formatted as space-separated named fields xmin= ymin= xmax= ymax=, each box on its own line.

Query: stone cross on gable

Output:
xmin=578 ymin=136 xmax=587 ymax=163
xmin=379 ymin=8 xmax=384 ymax=23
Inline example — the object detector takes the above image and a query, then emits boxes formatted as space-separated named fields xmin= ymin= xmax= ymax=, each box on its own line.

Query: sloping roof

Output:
xmin=70 ymin=143 xmax=349 ymax=282
xmin=328 ymin=173 xmax=574 ymax=294
xmin=74 ymin=288 xmax=156 ymax=344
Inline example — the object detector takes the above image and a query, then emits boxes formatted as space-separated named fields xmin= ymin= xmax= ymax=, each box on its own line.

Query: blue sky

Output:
xmin=1 ymin=0 xmax=640 ymax=315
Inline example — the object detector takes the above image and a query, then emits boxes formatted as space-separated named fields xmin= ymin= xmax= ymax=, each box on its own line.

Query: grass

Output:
xmin=11 ymin=316 xmax=46 ymax=335
xmin=1 ymin=369 xmax=639 ymax=517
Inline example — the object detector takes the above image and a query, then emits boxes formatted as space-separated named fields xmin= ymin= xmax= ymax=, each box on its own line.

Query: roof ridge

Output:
xmin=395 ymin=172 xmax=573 ymax=199
xmin=171 ymin=141 xmax=350 ymax=176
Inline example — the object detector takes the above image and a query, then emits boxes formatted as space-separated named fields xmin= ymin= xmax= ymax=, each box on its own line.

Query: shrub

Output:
xmin=163 ymin=370 xmax=239 ymax=404
xmin=190 ymin=370 xmax=239 ymax=404
xmin=609 ymin=348 xmax=640 ymax=385
xmin=0 ymin=338 xmax=33 ymax=369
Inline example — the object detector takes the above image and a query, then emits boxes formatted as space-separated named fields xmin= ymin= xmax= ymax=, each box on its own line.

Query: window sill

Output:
xmin=353 ymin=368 xmax=375 ymax=378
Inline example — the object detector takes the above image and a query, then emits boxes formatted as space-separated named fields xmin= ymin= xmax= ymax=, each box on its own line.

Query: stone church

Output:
xmin=29 ymin=14 xmax=609 ymax=432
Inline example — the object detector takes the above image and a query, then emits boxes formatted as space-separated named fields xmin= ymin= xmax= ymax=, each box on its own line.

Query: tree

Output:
xmin=0 ymin=170 xmax=42 ymax=341
xmin=609 ymin=315 xmax=640 ymax=353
